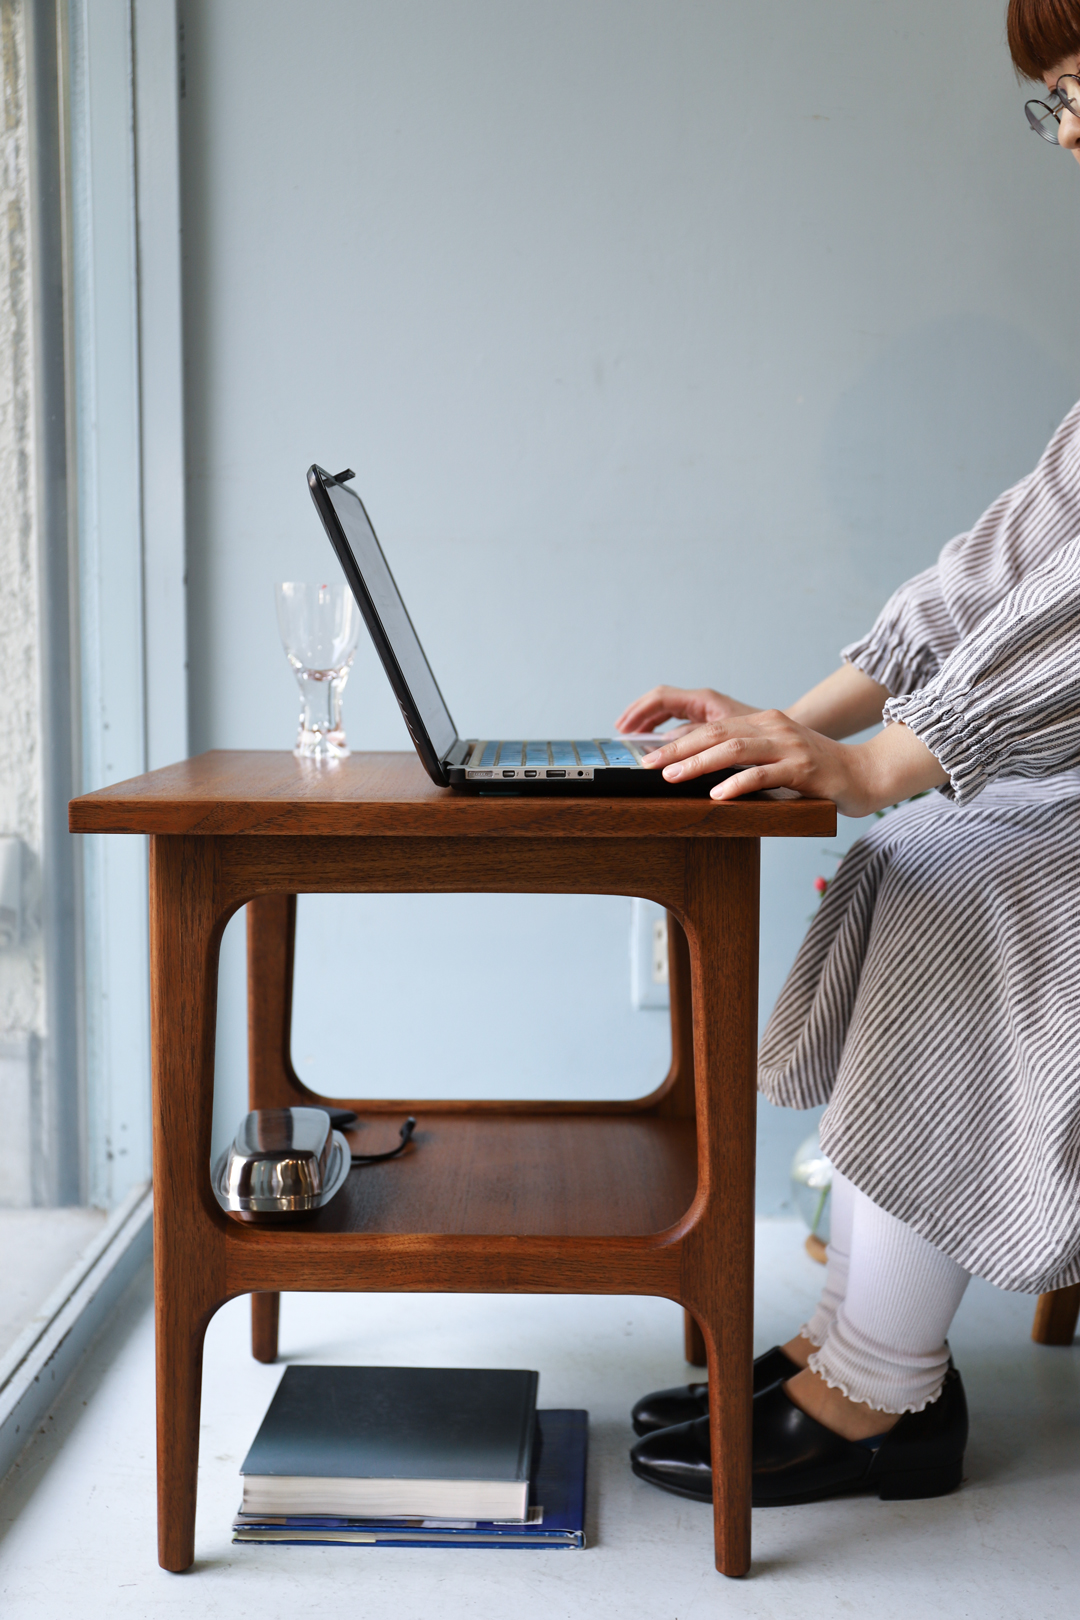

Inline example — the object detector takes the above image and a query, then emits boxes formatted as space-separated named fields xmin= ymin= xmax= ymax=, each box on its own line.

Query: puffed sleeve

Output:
xmin=841 ymin=563 xmax=955 ymax=696
xmin=842 ymin=399 xmax=1080 ymax=699
xmin=884 ymin=533 xmax=1080 ymax=806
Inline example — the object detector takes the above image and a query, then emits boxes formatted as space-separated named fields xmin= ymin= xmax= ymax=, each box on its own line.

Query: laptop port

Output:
xmin=502 ymin=769 xmax=516 ymax=778
xmin=524 ymin=769 xmax=537 ymax=777
xmin=547 ymin=769 xmax=566 ymax=778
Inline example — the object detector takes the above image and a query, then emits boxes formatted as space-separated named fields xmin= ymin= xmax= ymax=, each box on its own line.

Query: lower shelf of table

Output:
xmin=270 ymin=1114 xmax=698 ymax=1239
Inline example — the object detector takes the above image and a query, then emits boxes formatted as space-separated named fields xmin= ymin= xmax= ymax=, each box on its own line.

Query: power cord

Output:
xmin=350 ymin=1116 xmax=417 ymax=1165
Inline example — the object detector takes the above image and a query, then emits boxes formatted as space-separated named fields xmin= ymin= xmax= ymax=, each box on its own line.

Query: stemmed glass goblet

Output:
xmin=275 ymin=581 xmax=360 ymax=760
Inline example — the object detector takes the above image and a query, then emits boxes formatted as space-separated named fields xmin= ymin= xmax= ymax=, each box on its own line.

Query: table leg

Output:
xmin=251 ymin=1292 xmax=280 ymax=1363
xmin=655 ymin=916 xmax=710 ymax=1369
xmin=247 ymin=891 xmax=300 ymax=1108
xmin=246 ymin=893 xmax=299 ymax=1360
xmin=682 ymin=839 xmax=759 ymax=1579
xmin=156 ymin=1294 xmax=214 ymax=1573
xmin=684 ymin=1311 xmax=708 ymax=1366
xmin=150 ymin=836 xmax=230 ymax=1572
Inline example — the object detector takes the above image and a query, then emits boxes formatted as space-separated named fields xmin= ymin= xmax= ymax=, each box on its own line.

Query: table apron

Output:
xmin=190 ymin=833 xmax=698 ymax=915
xmin=222 ymin=1230 xmax=711 ymax=1300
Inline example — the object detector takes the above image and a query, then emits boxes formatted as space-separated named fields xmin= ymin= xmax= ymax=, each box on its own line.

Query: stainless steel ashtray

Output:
xmin=211 ymin=1107 xmax=350 ymax=1222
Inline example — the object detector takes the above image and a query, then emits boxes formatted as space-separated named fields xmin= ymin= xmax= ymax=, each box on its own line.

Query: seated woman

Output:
xmin=620 ymin=0 xmax=1080 ymax=1508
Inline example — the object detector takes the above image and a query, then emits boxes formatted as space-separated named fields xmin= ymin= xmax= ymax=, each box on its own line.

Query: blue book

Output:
xmin=233 ymin=1410 xmax=588 ymax=1549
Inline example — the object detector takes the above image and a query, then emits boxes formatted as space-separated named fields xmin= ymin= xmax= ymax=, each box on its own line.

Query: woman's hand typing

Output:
xmin=614 ymin=685 xmax=759 ymax=736
xmin=615 ymin=668 xmax=946 ymax=816
xmin=634 ymin=708 xmax=946 ymax=816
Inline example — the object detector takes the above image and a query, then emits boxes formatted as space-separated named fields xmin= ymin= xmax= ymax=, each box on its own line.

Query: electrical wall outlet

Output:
xmin=631 ymin=896 xmax=669 ymax=1010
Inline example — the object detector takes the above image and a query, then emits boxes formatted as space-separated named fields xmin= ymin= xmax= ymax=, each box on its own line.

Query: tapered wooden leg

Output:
xmin=245 ymin=894 xmax=295 ymax=1369
xmin=247 ymin=892 xmax=304 ymax=1108
xmin=156 ymin=1295 xmax=214 ymax=1573
xmin=1032 ymin=1284 xmax=1080 ymax=1346
xmin=150 ymin=836 xmax=230 ymax=1572
xmin=681 ymin=839 xmax=759 ymax=1579
xmin=684 ymin=1309 xmax=708 ymax=1367
xmin=654 ymin=914 xmax=696 ymax=1120
xmin=663 ymin=918 xmax=708 ymax=1371
xmin=252 ymin=1292 xmax=281 ymax=1363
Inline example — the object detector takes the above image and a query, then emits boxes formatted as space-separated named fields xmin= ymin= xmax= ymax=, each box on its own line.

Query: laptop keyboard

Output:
xmin=467 ymin=739 xmax=645 ymax=778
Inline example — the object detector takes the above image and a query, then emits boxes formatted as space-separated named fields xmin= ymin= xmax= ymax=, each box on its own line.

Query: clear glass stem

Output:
xmin=294 ymin=669 xmax=349 ymax=758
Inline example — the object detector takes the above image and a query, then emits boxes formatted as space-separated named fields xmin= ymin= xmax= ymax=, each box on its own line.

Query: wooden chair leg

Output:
xmin=684 ymin=1308 xmax=708 ymax=1367
xmin=1032 ymin=1284 xmax=1080 ymax=1346
xmin=252 ymin=1291 xmax=281 ymax=1363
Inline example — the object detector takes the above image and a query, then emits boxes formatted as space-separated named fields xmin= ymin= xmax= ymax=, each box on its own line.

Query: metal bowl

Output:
xmin=211 ymin=1107 xmax=350 ymax=1222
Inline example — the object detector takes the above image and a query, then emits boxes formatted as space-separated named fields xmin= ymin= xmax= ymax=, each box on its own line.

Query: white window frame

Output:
xmin=69 ymin=0 xmax=187 ymax=1208
xmin=0 ymin=0 xmax=186 ymax=1479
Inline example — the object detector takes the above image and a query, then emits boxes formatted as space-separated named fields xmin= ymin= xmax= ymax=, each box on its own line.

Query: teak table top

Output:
xmin=68 ymin=749 xmax=837 ymax=839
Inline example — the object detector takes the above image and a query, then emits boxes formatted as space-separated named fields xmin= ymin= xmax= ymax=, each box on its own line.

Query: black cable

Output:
xmin=350 ymin=1116 xmax=417 ymax=1165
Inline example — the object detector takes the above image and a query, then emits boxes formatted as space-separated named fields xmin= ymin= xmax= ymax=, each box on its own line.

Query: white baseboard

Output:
xmin=0 ymin=1182 xmax=153 ymax=1483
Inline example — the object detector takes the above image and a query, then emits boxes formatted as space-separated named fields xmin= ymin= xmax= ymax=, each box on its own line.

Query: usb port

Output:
xmin=547 ymin=769 xmax=566 ymax=778
xmin=502 ymin=769 xmax=516 ymax=778
xmin=524 ymin=769 xmax=537 ymax=778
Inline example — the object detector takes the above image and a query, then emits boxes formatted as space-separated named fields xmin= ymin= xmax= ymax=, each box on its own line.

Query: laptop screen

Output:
xmin=322 ymin=477 xmax=458 ymax=765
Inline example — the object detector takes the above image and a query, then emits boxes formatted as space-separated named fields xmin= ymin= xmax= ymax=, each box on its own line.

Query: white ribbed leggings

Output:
xmin=799 ymin=1171 xmax=971 ymax=1413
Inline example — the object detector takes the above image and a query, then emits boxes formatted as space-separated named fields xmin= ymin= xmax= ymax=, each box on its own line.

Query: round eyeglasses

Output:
xmin=1025 ymin=72 xmax=1080 ymax=143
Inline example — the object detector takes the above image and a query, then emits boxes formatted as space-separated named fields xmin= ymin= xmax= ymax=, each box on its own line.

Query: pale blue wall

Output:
xmin=179 ymin=1 xmax=1080 ymax=1209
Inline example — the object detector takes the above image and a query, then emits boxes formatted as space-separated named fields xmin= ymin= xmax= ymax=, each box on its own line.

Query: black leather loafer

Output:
xmin=630 ymin=1365 xmax=968 ymax=1506
xmin=631 ymin=1408 xmax=714 ymax=1498
xmin=630 ymin=1345 xmax=802 ymax=1436
xmin=631 ymin=1382 xmax=709 ymax=1439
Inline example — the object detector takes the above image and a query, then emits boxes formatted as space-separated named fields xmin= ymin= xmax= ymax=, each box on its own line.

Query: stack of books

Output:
xmin=232 ymin=1365 xmax=587 ymax=1550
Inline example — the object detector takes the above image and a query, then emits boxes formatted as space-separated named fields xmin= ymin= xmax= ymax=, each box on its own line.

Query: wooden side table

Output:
xmin=69 ymin=751 xmax=834 ymax=1578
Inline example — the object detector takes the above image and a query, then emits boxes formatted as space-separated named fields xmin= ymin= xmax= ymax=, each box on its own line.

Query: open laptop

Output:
xmin=308 ymin=463 xmax=732 ymax=796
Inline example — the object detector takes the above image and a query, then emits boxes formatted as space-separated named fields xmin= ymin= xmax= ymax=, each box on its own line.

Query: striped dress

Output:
xmin=759 ymin=400 xmax=1080 ymax=1294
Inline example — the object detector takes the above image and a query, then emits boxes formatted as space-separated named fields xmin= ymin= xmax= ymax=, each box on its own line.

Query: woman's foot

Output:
xmin=629 ymin=1366 xmax=967 ymax=1506
xmin=752 ymin=1367 xmax=966 ymax=1505
xmin=780 ymin=1334 xmax=814 ymax=1370
xmin=783 ymin=1366 xmax=901 ymax=1443
xmin=630 ymin=1339 xmax=814 ymax=1436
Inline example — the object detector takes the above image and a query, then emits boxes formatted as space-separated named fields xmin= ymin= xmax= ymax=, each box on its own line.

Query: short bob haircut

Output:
xmin=1008 ymin=0 xmax=1080 ymax=80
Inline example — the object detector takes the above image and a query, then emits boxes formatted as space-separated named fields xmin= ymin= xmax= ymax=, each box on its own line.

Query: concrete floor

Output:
xmin=0 ymin=1208 xmax=108 ymax=1362
xmin=0 ymin=1219 xmax=1077 ymax=1618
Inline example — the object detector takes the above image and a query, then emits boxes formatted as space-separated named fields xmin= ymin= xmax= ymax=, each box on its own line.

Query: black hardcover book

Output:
xmin=240 ymin=1365 xmax=539 ymax=1521
xmin=234 ymin=1409 xmax=587 ymax=1549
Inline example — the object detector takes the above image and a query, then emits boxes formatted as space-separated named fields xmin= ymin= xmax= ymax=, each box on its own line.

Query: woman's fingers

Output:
xmin=660 ymin=730 xmax=784 ymax=781
xmin=640 ymin=710 xmax=827 ymax=793
xmin=640 ymin=718 xmax=748 ymax=772
xmin=616 ymin=690 xmax=701 ymax=735
xmin=616 ymin=685 xmax=744 ymax=735
xmin=709 ymin=762 xmax=790 ymax=800
xmin=614 ymin=689 xmax=682 ymax=734
xmin=615 ymin=705 xmax=675 ymax=734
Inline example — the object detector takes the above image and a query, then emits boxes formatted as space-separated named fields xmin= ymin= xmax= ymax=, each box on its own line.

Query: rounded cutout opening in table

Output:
xmin=290 ymin=891 xmax=673 ymax=1103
